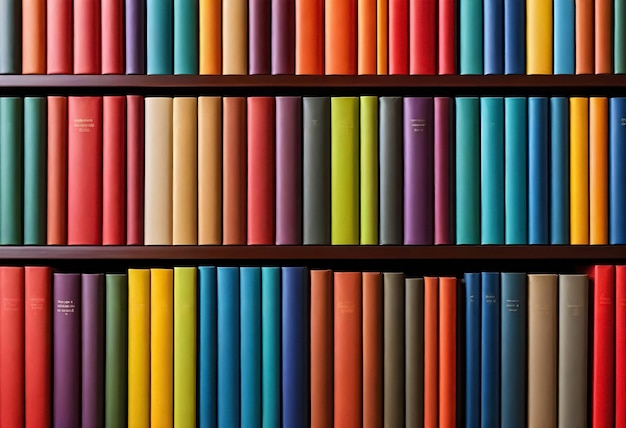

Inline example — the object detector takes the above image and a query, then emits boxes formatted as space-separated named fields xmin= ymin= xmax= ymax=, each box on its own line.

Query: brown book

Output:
xmin=405 ymin=277 xmax=424 ymax=427
xmin=363 ymin=272 xmax=382 ymax=428
xmin=383 ymin=272 xmax=405 ymax=427
xmin=198 ymin=97 xmax=222 ymax=244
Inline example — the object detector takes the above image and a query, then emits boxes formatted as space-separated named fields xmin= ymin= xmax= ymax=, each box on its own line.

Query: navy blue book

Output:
xmin=199 ymin=267 xmax=217 ymax=428
xmin=501 ymin=273 xmax=527 ymax=428
xmin=484 ymin=0 xmax=504 ymax=73
xmin=481 ymin=272 xmax=500 ymax=427
xmin=504 ymin=0 xmax=524 ymax=73
xmin=282 ymin=267 xmax=308 ymax=426
xmin=240 ymin=267 xmax=261 ymax=426
xmin=217 ymin=267 xmax=239 ymax=428
xmin=529 ymin=97 xmax=549 ymax=244
xmin=550 ymin=98 xmax=570 ymax=244
xmin=465 ymin=273 xmax=481 ymax=428
xmin=610 ymin=98 xmax=626 ymax=244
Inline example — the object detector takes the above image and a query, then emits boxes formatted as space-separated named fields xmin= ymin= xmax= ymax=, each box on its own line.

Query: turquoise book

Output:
xmin=616 ymin=0 xmax=626 ymax=73
xmin=23 ymin=97 xmax=47 ymax=245
xmin=550 ymin=98 xmax=570 ymax=244
xmin=147 ymin=0 xmax=174 ymax=74
xmin=261 ymin=267 xmax=280 ymax=428
xmin=456 ymin=98 xmax=481 ymax=244
xmin=460 ymin=0 xmax=484 ymax=74
xmin=0 ymin=97 xmax=23 ymax=244
xmin=199 ymin=267 xmax=217 ymax=428
xmin=529 ymin=97 xmax=549 ymax=244
xmin=504 ymin=97 xmax=527 ymax=244
xmin=240 ymin=267 xmax=261 ymax=426
xmin=217 ymin=267 xmax=239 ymax=428
xmin=554 ymin=0 xmax=575 ymax=74
xmin=174 ymin=0 xmax=198 ymax=74
xmin=481 ymin=97 xmax=505 ymax=244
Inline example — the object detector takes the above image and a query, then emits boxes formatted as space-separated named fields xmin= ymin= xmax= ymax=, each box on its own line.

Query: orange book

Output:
xmin=424 ymin=276 xmax=439 ymax=427
xmin=310 ymin=270 xmax=333 ymax=428
xmin=576 ymin=0 xmax=594 ymax=74
xmin=439 ymin=277 xmax=456 ymax=428
xmin=358 ymin=0 xmax=376 ymax=74
xmin=296 ymin=0 xmax=323 ymax=74
xmin=590 ymin=98 xmax=608 ymax=244
xmin=334 ymin=272 xmax=362 ymax=427
xmin=363 ymin=272 xmax=383 ymax=428
xmin=595 ymin=0 xmax=611 ymax=73
xmin=47 ymin=97 xmax=68 ymax=245
xmin=376 ymin=0 xmax=388 ymax=74
xmin=199 ymin=0 xmax=221 ymax=74
xmin=325 ymin=0 xmax=357 ymax=74
xmin=23 ymin=0 xmax=46 ymax=73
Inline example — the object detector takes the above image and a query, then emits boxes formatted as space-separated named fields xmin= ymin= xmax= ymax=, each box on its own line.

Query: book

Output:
xmin=311 ymin=269 xmax=333 ymax=428
xmin=610 ymin=98 xmax=626 ymax=244
xmin=570 ymin=97 xmax=590 ymax=244
xmin=405 ymin=277 xmax=424 ymax=427
xmin=484 ymin=0 xmax=504 ymax=74
xmin=465 ymin=273 xmax=481 ymax=427
xmin=379 ymin=96 xmax=403 ymax=245
xmin=435 ymin=97 xmax=452 ymax=244
xmin=198 ymin=267 xmax=216 ymax=427
xmin=126 ymin=95 xmax=144 ymax=245
xmin=147 ymin=0 xmax=173 ymax=74
xmin=325 ymin=0 xmax=356 ymax=74
xmin=360 ymin=96 xmax=378 ymax=244
xmin=81 ymin=274 xmax=104 ymax=428
xmin=217 ymin=267 xmax=239 ymax=428
xmin=439 ymin=0 xmax=455 ymax=74
xmin=440 ymin=277 xmax=456 ymax=428
xmin=529 ymin=97 xmax=549 ymax=244
xmin=617 ymin=266 xmax=626 ymax=427
xmin=102 ymin=96 xmax=126 ymax=245
xmin=0 ymin=0 xmax=21 ymax=73
xmin=576 ymin=0 xmax=594 ymax=74
xmin=199 ymin=0 xmax=220 ymax=74
xmin=198 ymin=97 xmax=222 ymax=244
xmin=424 ymin=276 xmax=439 ymax=427
xmin=590 ymin=97 xmax=609 ymax=244
xmin=616 ymin=0 xmax=626 ymax=73
xmin=174 ymin=0 xmax=198 ymax=74
xmin=240 ymin=267 xmax=262 ymax=425
xmin=47 ymin=96 xmax=68 ymax=245
xmin=222 ymin=0 xmax=247 ymax=74
xmin=504 ymin=97 xmax=528 ymax=244
xmin=249 ymin=0 xmax=270 ymax=74
xmin=384 ymin=272 xmax=405 ymax=426
xmin=74 ymin=0 xmax=101 ymax=73
xmin=363 ymin=272 xmax=383 ymax=428
xmin=504 ymin=0 xmax=524 ymax=73
xmin=0 ymin=98 xmax=23 ymax=245
xmin=460 ymin=0 xmax=483 ymax=74
xmin=272 ymin=0 xmax=295 ymax=74
xmin=295 ymin=0 xmax=323 ymax=74
xmin=303 ymin=97 xmax=331 ymax=244
xmin=248 ymin=97 xmax=276 ymax=245
xmin=389 ymin=0 xmax=408 ymax=74
xmin=410 ymin=0 xmax=436 ymax=74
xmin=47 ymin=0 xmax=72 ymax=73
xmin=67 ymin=97 xmax=103 ymax=245
xmin=481 ymin=272 xmax=500 ymax=427
xmin=102 ymin=0 xmax=123 ymax=73
xmin=377 ymin=0 xmax=388 ymax=74
xmin=125 ymin=0 xmax=146 ymax=73
xmin=550 ymin=97 xmax=570 ymax=244
xmin=23 ymin=97 xmax=47 ymax=245
xmin=554 ymin=0 xmax=575 ymax=74
xmin=22 ymin=0 xmax=45 ymax=73
xmin=526 ymin=0 xmax=552 ymax=73
xmin=596 ymin=0 xmax=612 ymax=73
xmin=331 ymin=97 xmax=359 ymax=244
xmin=144 ymin=97 xmax=173 ymax=245
xmin=358 ymin=0 xmax=376 ymax=74
xmin=150 ymin=269 xmax=173 ymax=425
xmin=261 ymin=267 xmax=281 ymax=427
xmin=456 ymin=98 xmax=480 ymax=244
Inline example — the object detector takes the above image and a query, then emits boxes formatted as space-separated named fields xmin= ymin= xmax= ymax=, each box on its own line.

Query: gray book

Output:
xmin=379 ymin=97 xmax=403 ymax=244
xmin=405 ymin=277 xmax=424 ymax=427
xmin=384 ymin=272 xmax=405 ymax=427
xmin=303 ymin=97 xmax=331 ymax=244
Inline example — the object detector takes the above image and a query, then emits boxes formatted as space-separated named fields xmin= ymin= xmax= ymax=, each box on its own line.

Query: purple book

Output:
xmin=125 ymin=0 xmax=146 ymax=74
xmin=81 ymin=274 xmax=105 ymax=428
xmin=404 ymin=97 xmax=434 ymax=244
xmin=434 ymin=97 xmax=452 ymax=244
xmin=249 ymin=0 xmax=271 ymax=74
xmin=53 ymin=273 xmax=82 ymax=428
xmin=271 ymin=0 xmax=295 ymax=74
xmin=276 ymin=96 xmax=302 ymax=244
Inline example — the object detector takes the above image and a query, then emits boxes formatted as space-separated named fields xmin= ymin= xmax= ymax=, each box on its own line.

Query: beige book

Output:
xmin=222 ymin=0 xmax=247 ymax=74
xmin=383 ymin=272 xmax=405 ymax=427
xmin=405 ymin=277 xmax=424 ymax=427
xmin=144 ymin=97 xmax=173 ymax=245
xmin=198 ymin=97 xmax=222 ymax=244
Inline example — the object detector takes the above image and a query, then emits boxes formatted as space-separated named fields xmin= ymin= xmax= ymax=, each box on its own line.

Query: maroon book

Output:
xmin=249 ymin=0 xmax=271 ymax=74
xmin=435 ymin=97 xmax=453 ymax=244
xmin=272 ymin=0 xmax=295 ymax=74
xmin=126 ymin=95 xmax=144 ymax=245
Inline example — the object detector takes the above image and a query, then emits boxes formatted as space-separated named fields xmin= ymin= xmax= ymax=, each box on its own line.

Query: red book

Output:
xmin=126 ymin=96 xmax=144 ymax=245
xmin=438 ymin=0 xmax=455 ymax=74
xmin=25 ymin=267 xmax=52 ymax=428
xmin=47 ymin=97 xmax=68 ymax=245
xmin=0 ymin=267 xmax=25 ymax=427
xmin=363 ymin=272 xmax=383 ymax=428
xmin=439 ymin=277 xmax=456 ymax=428
xmin=410 ymin=0 xmax=436 ymax=74
xmin=591 ymin=265 xmax=616 ymax=427
xmin=334 ymin=272 xmax=362 ymax=427
xmin=103 ymin=96 xmax=126 ymax=245
xmin=617 ymin=266 xmax=626 ymax=428
xmin=389 ymin=0 xmax=408 ymax=74
xmin=247 ymin=97 xmax=275 ymax=245
xmin=424 ymin=276 xmax=439 ymax=426
xmin=74 ymin=0 xmax=101 ymax=73
xmin=47 ymin=0 xmax=72 ymax=73
xmin=68 ymin=97 xmax=103 ymax=245
xmin=101 ymin=0 xmax=124 ymax=73
xmin=223 ymin=97 xmax=247 ymax=245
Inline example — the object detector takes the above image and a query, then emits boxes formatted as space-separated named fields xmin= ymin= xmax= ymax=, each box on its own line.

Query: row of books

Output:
xmin=3 ymin=0 xmax=625 ymax=75
xmin=1 ymin=265 xmax=624 ymax=427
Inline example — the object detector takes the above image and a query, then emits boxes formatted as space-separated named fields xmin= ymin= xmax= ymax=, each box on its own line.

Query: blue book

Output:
xmin=465 ymin=273 xmax=481 ymax=428
xmin=173 ymin=0 xmax=198 ymax=74
xmin=505 ymin=98 xmax=528 ymax=244
xmin=282 ymin=267 xmax=308 ymax=427
xmin=610 ymin=98 xmax=626 ymax=244
xmin=456 ymin=98 xmax=481 ymax=244
xmin=484 ymin=0 xmax=504 ymax=74
xmin=461 ymin=0 xmax=484 ymax=74
xmin=550 ymin=98 xmax=570 ymax=244
xmin=481 ymin=97 xmax=505 ymax=244
xmin=147 ymin=0 xmax=173 ymax=74
xmin=553 ymin=0 xmax=575 ymax=74
xmin=529 ymin=97 xmax=550 ymax=244
xmin=501 ymin=273 xmax=527 ymax=428
xmin=261 ymin=267 xmax=281 ymax=428
xmin=504 ymin=0 xmax=524 ymax=73
xmin=240 ymin=268 xmax=261 ymax=426
xmin=481 ymin=272 xmax=500 ymax=428
xmin=199 ymin=267 xmax=217 ymax=428
xmin=217 ymin=267 xmax=239 ymax=428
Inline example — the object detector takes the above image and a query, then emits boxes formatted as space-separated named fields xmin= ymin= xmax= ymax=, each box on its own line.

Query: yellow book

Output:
xmin=570 ymin=98 xmax=589 ymax=244
xmin=173 ymin=98 xmax=198 ymax=245
xmin=198 ymin=97 xmax=222 ymax=245
xmin=590 ymin=97 xmax=608 ymax=244
xmin=222 ymin=0 xmax=247 ymax=74
xmin=128 ymin=269 xmax=150 ymax=428
xmin=151 ymin=269 xmax=173 ymax=427
xmin=174 ymin=268 xmax=197 ymax=427
xmin=527 ymin=0 xmax=553 ymax=74
xmin=199 ymin=0 xmax=221 ymax=74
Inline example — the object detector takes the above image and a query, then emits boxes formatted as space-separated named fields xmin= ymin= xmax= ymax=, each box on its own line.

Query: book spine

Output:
xmin=0 ymin=98 xmax=23 ymax=245
xmin=125 ymin=0 xmax=146 ymax=73
xmin=529 ymin=97 xmax=549 ymax=244
xmin=434 ymin=97 xmax=452 ymax=244
xmin=410 ymin=0 xmax=436 ymax=74
xmin=617 ymin=266 xmax=626 ymax=427
xmin=276 ymin=96 xmax=302 ymax=245
xmin=295 ymin=0 xmax=323 ymax=74
xmin=590 ymin=97 xmax=609 ymax=244
xmin=147 ymin=0 xmax=173 ymax=74
xmin=438 ymin=0 xmax=455 ymax=74
xmin=105 ymin=274 xmax=128 ymax=428
xmin=0 ymin=0 xmax=21 ymax=73
xmin=465 ymin=273 xmax=481 ymax=426
xmin=240 ymin=267 xmax=262 ymax=425
xmin=325 ymin=0 xmax=356 ymax=74
xmin=81 ymin=274 xmax=104 ymax=428
xmin=199 ymin=0 xmax=220 ymax=74
xmin=504 ymin=97 xmax=528 ymax=244
xmin=383 ymin=273 xmax=405 ymax=427
xmin=47 ymin=0 xmax=72 ymax=73
xmin=526 ymin=0 xmax=553 ymax=73
xmin=554 ymin=0 xmax=575 ymax=74
xmin=22 ymin=0 xmax=45 ymax=73
xmin=424 ymin=277 xmax=439 ymax=427
xmin=404 ymin=97 xmax=434 ymax=244
xmin=439 ymin=277 xmax=457 ymax=428
xmin=480 ymin=97 xmax=505 ymax=244
xmin=363 ymin=272 xmax=383 ymax=428
xmin=74 ymin=0 xmax=101 ymax=73
xmin=249 ymin=0 xmax=271 ymax=74
xmin=570 ymin=97 xmax=590 ymax=244
xmin=610 ymin=98 xmax=626 ymax=243
xmin=126 ymin=95 xmax=144 ymax=245
xmin=460 ymin=0 xmax=483 ymax=74
xmin=389 ymin=0 xmax=408 ymax=74
xmin=261 ymin=267 xmax=281 ymax=427
xmin=481 ymin=272 xmax=500 ymax=427
xmin=504 ymin=0 xmax=524 ymax=74
xmin=576 ymin=0 xmax=594 ymax=74
xmin=311 ymin=270 xmax=333 ymax=428
xmin=150 ymin=269 xmax=173 ymax=424
xmin=377 ymin=0 xmax=388 ymax=74
xmin=102 ymin=0 xmax=124 ymax=73
xmin=358 ymin=0 xmax=376 ymax=74
xmin=198 ymin=97 xmax=222 ymax=245
xmin=222 ymin=0 xmax=247 ymax=74
xmin=616 ymin=0 xmax=626 ymax=73
xmin=484 ymin=0 xmax=504 ymax=74
xmin=550 ymin=97 xmax=570 ymax=244
xmin=103 ymin=96 xmax=126 ymax=245
xmin=405 ymin=278 xmax=424 ymax=426
xmin=174 ymin=0 xmax=198 ymax=74
xmin=360 ymin=96 xmax=378 ymax=244
xmin=198 ymin=267 xmax=216 ymax=427
xmin=272 ymin=0 xmax=295 ymax=74
xmin=47 ymin=96 xmax=68 ymax=245
xmin=23 ymin=97 xmax=47 ymax=245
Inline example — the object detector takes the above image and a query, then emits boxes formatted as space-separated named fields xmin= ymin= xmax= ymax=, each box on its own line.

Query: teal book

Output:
xmin=174 ymin=0 xmax=198 ymax=74
xmin=616 ymin=0 xmax=626 ymax=73
xmin=0 ymin=97 xmax=23 ymax=244
xmin=217 ymin=267 xmax=239 ymax=428
xmin=504 ymin=97 xmax=527 ymax=244
xmin=456 ymin=97 xmax=481 ymax=244
xmin=105 ymin=274 xmax=128 ymax=428
xmin=481 ymin=97 xmax=505 ymax=244
xmin=240 ymin=267 xmax=261 ymax=426
xmin=147 ymin=0 xmax=174 ymax=74
xmin=23 ymin=97 xmax=47 ymax=245
xmin=460 ymin=0 xmax=484 ymax=74
xmin=198 ymin=266 xmax=217 ymax=428
xmin=261 ymin=267 xmax=280 ymax=428
xmin=0 ymin=0 xmax=20 ymax=73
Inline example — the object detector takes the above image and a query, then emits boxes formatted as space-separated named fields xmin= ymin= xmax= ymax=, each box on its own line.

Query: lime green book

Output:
xmin=360 ymin=96 xmax=378 ymax=245
xmin=174 ymin=267 xmax=197 ymax=427
xmin=331 ymin=97 xmax=359 ymax=245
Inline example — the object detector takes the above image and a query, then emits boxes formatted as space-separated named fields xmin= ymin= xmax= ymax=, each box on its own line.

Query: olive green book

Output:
xmin=360 ymin=96 xmax=378 ymax=245
xmin=105 ymin=274 xmax=128 ymax=428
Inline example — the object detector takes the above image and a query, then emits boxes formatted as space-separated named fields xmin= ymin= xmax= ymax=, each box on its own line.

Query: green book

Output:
xmin=23 ymin=97 xmax=47 ymax=245
xmin=105 ymin=274 xmax=128 ymax=428
xmin=616 ymin=0 xmax=626 ymax=73
xmin=331 ymin=97 xmax=359 ymax=245
xmin=0 ymin=97 xmax=23 ymax=244
xmin=174 ymin=267 xmax=197 ymax=426
xmin=360 ymin=96 xmax=378 ymax=245
xmin=174 ymin=0 xmax=198 ymax=74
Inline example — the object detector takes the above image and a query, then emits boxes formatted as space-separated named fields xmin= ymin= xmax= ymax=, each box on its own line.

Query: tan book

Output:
xmin=198 ymin=97 xmax=222 ymax=244
xmin=222 ymin=0 xmax=247 ymax=74
xmin=383 ymin=272 xmax=405 ymax=427
xmin=405 ymin=277 xmax=424 ymax=427
xmin=144 ymin=97 xmax=173 ymax=245
xmin=528 ymin=274 xmax=558 ymax=427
